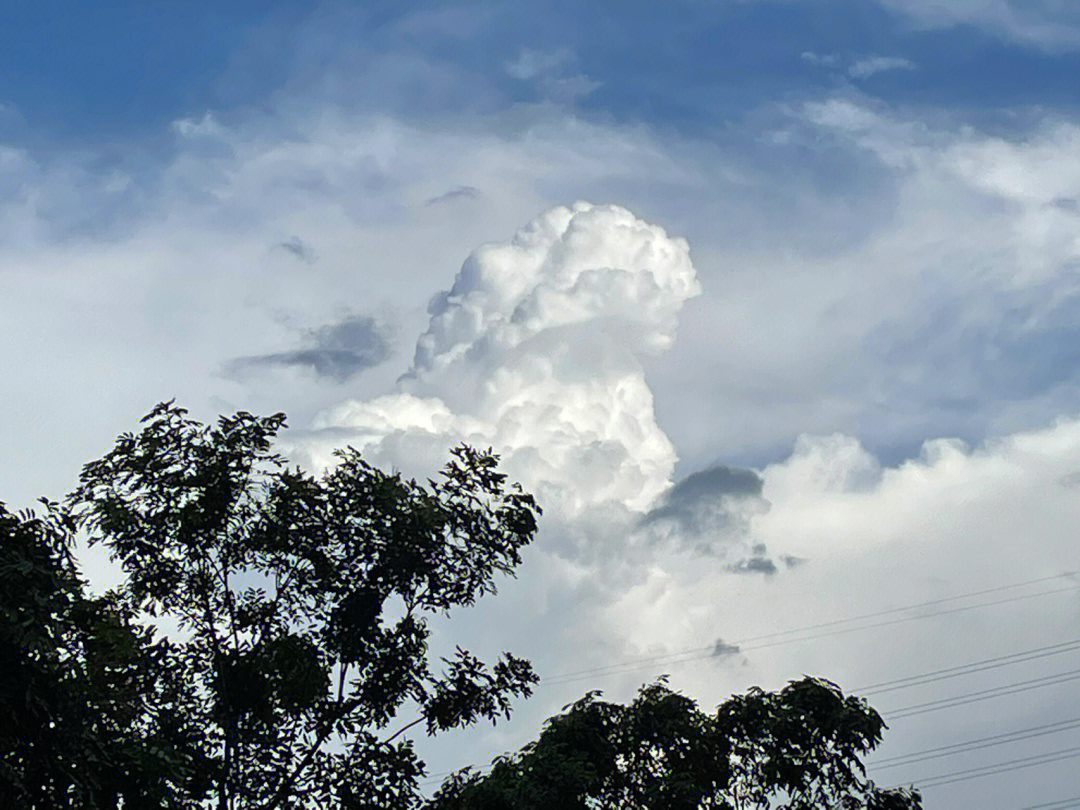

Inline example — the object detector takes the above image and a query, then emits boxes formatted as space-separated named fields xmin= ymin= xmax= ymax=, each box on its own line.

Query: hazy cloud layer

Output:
xmin=8 ymin=93 xmax=1080 ymax=507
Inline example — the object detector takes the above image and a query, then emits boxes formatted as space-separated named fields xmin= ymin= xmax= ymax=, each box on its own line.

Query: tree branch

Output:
xmin=261 ymin=696 xmax=360 ymax=810
xmin=383 ymin=717 xmax=424 ymax=745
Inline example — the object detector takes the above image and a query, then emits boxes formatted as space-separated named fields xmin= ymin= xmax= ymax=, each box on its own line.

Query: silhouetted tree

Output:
xmin=1 ymin=401 xmax=541 ymax=809
xmin=428 ymin=677 xmax=922 ymax=810
xmin=1 ymin=501 xmax=210 ymax=808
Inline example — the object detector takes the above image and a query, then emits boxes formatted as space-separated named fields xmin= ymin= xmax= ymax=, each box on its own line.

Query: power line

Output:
xmin=541 ymin=572 xmax=1075 ymax=683
xmin=540 ymin=573 xmax=1075 ymax=684
xmin=1021 ymin=797 xmax=1080 ymax=810
xmin=857 ymin=638 xmax=1080 ymax=696
xmin=869 ymin=716 xmax=1080 ymax=769
xmin=911 ymin=744 xmax=1080 ymax=789
xmin=417 ymin=574 xmax=1080 ymax=791
xmin=887 ymin=668 xmax=1080 ymax=719
xmin=421 ymin=654 xmax=1080 ymax=789
xmin=540 ymin=574 xmax=1078 ymax=687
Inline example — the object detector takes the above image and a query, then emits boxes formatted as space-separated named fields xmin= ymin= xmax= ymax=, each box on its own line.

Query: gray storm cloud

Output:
xmin=643 ymin=465 xmax=765 ymax=531
xmin=640 ymin=464 xmax=773 ymax=566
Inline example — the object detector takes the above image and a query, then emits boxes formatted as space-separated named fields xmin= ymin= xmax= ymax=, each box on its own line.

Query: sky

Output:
xmin=3 ymin=1 xmax=1080 ymax=806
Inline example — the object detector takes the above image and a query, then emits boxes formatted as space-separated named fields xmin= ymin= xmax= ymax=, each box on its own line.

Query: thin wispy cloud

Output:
xmin=878 ymin=0 xmax=1080 ymax=50
xmin=849 ymin=54 xmax=917 ymax=78
xmin=801 ymin=51 xmax=839 ymax=66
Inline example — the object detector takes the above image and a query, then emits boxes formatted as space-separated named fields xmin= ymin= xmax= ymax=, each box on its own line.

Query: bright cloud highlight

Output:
xmin=299 ymin=202 xmax=699 ymax=517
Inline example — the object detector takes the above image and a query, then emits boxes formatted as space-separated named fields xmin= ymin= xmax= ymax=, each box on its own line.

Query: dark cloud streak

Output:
xmin=424 ymin=186 xmax=481 ymax=206
xmin=278 ymin=236 xmax=316 ymax=262
xmin=728 ymin=556 xmax=778 ymax=576
xmin=225 ymin=315 xmax=392 ymax=382
xmin=712 ymin=639 xmax=741 ymax=658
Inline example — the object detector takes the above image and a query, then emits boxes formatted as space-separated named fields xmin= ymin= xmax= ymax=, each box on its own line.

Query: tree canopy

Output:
xmin=3 ymin=402 xmax=541 ymax=809
xmin=428 ymin=677 xmax=922 ymax=810
xmin=2 ymin=500 xmax=210 ymax=807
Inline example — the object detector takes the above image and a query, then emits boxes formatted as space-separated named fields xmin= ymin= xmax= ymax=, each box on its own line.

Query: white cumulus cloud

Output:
xmin=295 ymin=203 xmax=699 ymax=518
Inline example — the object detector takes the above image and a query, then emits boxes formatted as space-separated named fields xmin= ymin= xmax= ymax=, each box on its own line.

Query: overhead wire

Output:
xmin=420 ymin=656 xmax=1080 ymax=788
xmin=413 ymin=573 xmax=1080 ymax=792
xmin=539 ymin=573 xmax=1078 ymax=687
xmin=909 ymin=744 xmax=1080 ymax=789
xmin=1020 ymin=797 xmax=1080 ymax=810
xmin=886 ymin=668 xmax=1080 ymax=719
xmin=868 ymin=716 xmax=1080 ymax=769
xmin=425 ymin=723 xmax=1080 ymax=792
xmin=856 ymin=638 xmax=1080 ymax=696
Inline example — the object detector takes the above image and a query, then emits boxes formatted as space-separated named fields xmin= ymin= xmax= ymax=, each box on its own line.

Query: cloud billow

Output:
xmin=300 ymin=202 xmax=700 ymax=522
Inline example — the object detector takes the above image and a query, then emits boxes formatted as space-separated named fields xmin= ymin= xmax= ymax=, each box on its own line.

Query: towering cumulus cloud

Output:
xmin=298 ymin=203 xmax=699 ymax=518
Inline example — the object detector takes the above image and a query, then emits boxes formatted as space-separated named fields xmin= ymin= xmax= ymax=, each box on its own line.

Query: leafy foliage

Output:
xmin=14 ymin=401 xmax=544 ymax=809
xmin=428 ymin=677 xmax=922 ymax=810
xmin=1 ymin=502 xmax=210 ymax=808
